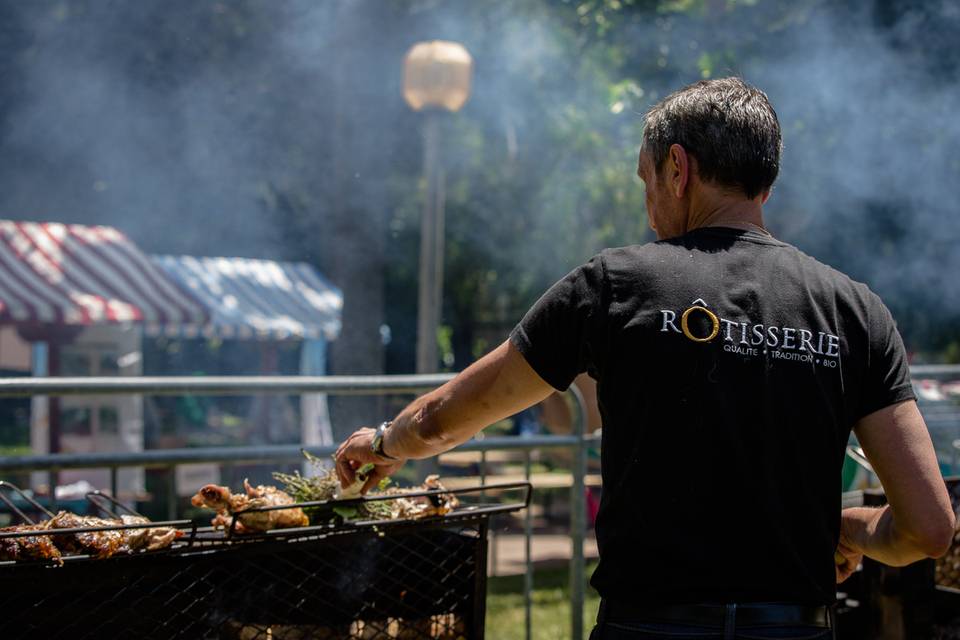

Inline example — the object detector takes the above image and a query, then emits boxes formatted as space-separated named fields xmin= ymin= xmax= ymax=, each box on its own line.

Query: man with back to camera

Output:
xmin=335 ymin=77 xmax=956 ymax=638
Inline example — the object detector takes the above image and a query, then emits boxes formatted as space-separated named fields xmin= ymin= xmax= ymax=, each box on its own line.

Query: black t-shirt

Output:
xmin=510 ymin=227 xmax=914 ymax=605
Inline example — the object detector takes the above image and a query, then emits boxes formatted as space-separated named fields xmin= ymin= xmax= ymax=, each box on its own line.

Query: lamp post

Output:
xmin=402 ymin=41 xmax=473 ymax=374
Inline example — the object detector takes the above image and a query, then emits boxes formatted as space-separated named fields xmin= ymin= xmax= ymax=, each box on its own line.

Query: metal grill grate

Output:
xmin=0 ymin=483 xmax=529 ymax=639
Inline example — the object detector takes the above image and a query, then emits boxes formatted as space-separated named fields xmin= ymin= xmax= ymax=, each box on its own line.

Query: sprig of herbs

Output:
xmin=272 ymin=450 xmax=394 ymax=523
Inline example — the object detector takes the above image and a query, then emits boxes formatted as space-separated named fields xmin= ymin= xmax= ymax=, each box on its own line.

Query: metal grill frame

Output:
xmin=0 ymin=482 xmax=530 ymax=639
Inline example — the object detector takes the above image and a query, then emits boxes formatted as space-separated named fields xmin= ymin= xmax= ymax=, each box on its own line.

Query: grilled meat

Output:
xmin=2 ymin=512 xmax=180 ymax=563
xmin=0 ymin=524 xmax=62 ymax=564
xmin=0 ymin=511 xmax=182 ymax=564
xmin=191 ymin=479 xmax=309 ymax=533
xmin=45 ymin=512 xmax=125 ymax=559
xmin=384 ymin=475 xmax=459 ymax=520
xmin=119 ymin=515 xmax=181 ymax=552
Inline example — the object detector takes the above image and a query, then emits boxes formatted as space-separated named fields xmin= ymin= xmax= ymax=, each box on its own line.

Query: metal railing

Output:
xmin=910 ymin=365 xmax=960 ymax=475
xmin=0 ymin=374 xmax=596 ymax=640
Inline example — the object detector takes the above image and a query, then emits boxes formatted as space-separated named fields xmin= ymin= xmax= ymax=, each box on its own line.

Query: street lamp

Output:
xmin=402 ymin=41 xmax=473 ymax=374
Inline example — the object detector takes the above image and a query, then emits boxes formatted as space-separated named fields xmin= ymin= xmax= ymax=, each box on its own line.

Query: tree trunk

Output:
xmin=321 ymin=0 xmax=402 ymax=436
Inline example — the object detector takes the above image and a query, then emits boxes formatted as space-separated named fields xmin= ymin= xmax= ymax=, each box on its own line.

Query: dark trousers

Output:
xmin=590 ymin=601 xmax=834 ymax=640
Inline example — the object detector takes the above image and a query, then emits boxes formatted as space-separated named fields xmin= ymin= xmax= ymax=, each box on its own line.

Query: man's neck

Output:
xmin=686 ymin=196 xmax=767 ymax=235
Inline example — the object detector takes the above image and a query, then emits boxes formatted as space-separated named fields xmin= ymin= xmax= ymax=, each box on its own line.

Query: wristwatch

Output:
xmin=371 ymin=421 xmax=398 ymax=460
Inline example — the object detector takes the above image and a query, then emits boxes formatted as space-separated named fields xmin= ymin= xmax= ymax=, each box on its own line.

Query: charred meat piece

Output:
xmin=2 ymin=513 xmax=179 ymax=562
xmin=191 ymin=479 xmax=309 ymax=533
xmin=45 ymin=512 xmax=125 ymax=559
xmin=0 ymin=524 xmax=62 ymax=564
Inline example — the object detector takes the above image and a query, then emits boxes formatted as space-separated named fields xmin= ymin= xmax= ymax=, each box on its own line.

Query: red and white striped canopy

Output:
xmin=0 ymin=220 xmax=207 ymax=332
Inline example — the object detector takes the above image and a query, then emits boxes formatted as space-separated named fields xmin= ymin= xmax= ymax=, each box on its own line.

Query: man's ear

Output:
xmin=760 ymin=189 xmax=772 ymax=205
xmin=668 ymin=144 xmax=690 ymax=199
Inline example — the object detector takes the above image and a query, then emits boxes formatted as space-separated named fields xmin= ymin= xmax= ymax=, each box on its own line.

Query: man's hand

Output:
xmin=335 ymin=427 xmax=406 ymax=495
xmin=334 ymin=340 xmax=554 ymax=495
xmin=836 ymin=512 xmax=864 ymax=583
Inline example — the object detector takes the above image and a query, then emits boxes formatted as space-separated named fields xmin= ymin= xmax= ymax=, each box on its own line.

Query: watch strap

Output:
xmin=372 ymin=421 xmax=397 ymax=460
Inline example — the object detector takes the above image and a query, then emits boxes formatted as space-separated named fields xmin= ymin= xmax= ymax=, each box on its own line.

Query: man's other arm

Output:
xmin=335 ymin=339 xmax=555 ymax=491
xmin=841 ymin=400 xmax=956 ymax=570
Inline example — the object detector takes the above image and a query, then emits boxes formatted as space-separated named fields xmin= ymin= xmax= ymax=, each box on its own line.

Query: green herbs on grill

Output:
xmin=272 ymin=451 xmax=394 ymax=523
xmin=272 ymin=450 xmax=459 ymax=524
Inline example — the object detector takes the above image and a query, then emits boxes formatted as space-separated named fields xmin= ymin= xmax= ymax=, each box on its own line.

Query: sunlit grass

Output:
xmin=486 ymin=562 xmax=600 ymax=640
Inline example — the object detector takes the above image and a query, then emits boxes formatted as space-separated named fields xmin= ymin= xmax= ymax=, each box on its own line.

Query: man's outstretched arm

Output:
xmin=836 ymin=400 xmax=957 ymax=581
xmin=335 ymin=339 xmax=555 ymax=492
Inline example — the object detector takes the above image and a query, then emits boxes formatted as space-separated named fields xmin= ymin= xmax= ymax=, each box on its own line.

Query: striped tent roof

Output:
xmin=151 ymin=255 xmax=342 ymax=340
xmin=0 ymin=220 xmax=207 ymax=333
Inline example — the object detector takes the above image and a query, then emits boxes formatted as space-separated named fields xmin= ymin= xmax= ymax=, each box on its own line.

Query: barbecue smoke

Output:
xmin=0 ymin=1 xmax=956 ymax=355
xmin=752 ymin=3 xmax=960 ymax=344
xmin=0 ymin=2 xmax=341 ymax=259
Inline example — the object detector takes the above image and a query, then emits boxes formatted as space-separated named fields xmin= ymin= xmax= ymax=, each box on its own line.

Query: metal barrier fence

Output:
xmin=909 ymin=365 xmax=960 ymax=475
xmin=0 ymin=374 xmax=598 ymax=640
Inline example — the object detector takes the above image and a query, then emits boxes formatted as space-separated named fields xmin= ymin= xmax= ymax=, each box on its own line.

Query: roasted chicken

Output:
xmin=42 ymin=511 xmax=181 ymax=559
xmin=0 ymin=511 xmax=180 ymax=563
xmin=191 ymin=479 xmax=309 ymax=533
xmin=45 ymin=512 xmax=126 ymax=559
xmin=119 ymin=515 xmax=181 ymax=552
xmin=0 ymin=524 xmax=62 ymax=564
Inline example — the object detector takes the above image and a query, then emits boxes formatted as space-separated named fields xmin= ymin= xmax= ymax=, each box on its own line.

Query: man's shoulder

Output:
xmin=596 ymin=234 xmax=886 ymax=308
xmin=779 ymin=241 xmax=883 ymax=307
xmin=596 ymin=238 xmax=686 ymax=266
xmin=593 ymin=243 xmax=663 ymax=283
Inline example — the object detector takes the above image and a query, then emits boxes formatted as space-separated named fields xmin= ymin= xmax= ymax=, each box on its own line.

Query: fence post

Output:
xmin=48 ymin=469 xmax=57 ymax=513
xmin=524 ymin=449 xmax=533 ymax=640
xmin=110 ymin=466 xmax=119 ymax=499
xmin=483 ymin=449 xmax=498 ymax=580
xmin=568 ymin=385 xmax=588 ymax=640
xmin=166 ymin=466 xmax=177 ymax=521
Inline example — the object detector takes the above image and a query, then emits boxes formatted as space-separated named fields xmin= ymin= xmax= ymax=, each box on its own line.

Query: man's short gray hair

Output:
xmin=642 ymin=77 xmax=783 ymax=199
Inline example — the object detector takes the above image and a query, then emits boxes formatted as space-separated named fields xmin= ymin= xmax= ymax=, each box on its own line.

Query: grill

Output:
xmin=0 ymin=480 xmax=530 ymax=640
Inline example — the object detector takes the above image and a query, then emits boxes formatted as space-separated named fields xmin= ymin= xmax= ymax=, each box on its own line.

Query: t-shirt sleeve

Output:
xmin=509 ymin=255 xmax=606 ymax=391
xmin=858 ymin=295 xmax=915 ymax=420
